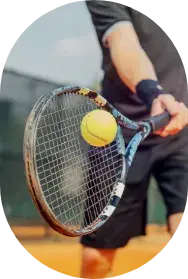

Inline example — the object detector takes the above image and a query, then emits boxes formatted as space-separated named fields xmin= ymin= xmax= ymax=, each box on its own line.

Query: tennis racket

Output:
xmin=23 ymin=86 xmax=170 ymax=237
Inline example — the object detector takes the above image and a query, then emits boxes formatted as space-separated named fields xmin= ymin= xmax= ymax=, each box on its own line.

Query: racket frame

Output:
xmin=24 ymin=86 xmax=153 ymax=236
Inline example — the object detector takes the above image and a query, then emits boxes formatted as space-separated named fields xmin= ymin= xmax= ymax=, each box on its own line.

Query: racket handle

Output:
xmin=149 ymin=111 xmax=170 ymax=131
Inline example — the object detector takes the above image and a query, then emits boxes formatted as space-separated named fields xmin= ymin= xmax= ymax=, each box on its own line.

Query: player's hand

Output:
xmin=151 ymin=94 xmax=188 ymax=137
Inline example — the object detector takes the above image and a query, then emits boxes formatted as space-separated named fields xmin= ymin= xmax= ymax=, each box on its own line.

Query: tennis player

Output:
xmin=80 ymin=1 xmax=188 ymax=278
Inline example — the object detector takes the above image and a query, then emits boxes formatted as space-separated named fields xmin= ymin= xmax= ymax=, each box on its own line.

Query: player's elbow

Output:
xmin=107 ymin=21 xmax=142 ymax=53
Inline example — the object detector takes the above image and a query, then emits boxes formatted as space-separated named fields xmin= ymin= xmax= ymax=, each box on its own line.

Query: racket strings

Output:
xmin=43 ymin=165 xmax=119 ymax=205
xmin=39 ymin=99 xmax=108 ymax=226
xmin=42 ymin=150 xmax=119 ymax=226
xmin=42 ymin=112 xmax=66 ymax=217
xmin=46 ymin=170 xmax=119 ymax=211
xmin=54 ymin=184 xmax=115 ymax=220
xmin=38 ymin=150 xmax=120 ymax=189
xmin=35 ymin=93 xmax=122 ymax=231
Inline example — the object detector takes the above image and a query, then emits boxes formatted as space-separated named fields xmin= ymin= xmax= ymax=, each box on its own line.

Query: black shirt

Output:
xmin=86 ymin=1 xmax=188 ymax=145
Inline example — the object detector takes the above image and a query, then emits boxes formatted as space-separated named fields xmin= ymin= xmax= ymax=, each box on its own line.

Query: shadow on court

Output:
xmin=12 ymin=225 xmax=170 ymax=277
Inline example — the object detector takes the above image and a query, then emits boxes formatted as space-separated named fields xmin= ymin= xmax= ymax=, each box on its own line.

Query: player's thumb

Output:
xmin=150 ymin=97 xmax=165 ymax=117
xmin=151 ymin=95 xmax=180 ymax=117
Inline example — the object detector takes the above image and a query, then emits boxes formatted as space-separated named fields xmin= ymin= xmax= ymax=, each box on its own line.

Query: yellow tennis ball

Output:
xmin=80 ymin=110 xmax=117 ymax=147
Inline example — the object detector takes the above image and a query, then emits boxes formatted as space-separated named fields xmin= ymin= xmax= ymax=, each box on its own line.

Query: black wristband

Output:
xmin=136 ymin=79 xmax=165 ymax=109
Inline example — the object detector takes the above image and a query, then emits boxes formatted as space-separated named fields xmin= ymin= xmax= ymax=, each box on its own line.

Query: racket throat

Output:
xmin=101 ymin=182 xmax=126 ymax=219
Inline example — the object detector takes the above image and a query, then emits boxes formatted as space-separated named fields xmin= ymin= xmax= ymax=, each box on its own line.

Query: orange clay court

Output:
xmin=12 ymin=225 xmax=170 ymax=277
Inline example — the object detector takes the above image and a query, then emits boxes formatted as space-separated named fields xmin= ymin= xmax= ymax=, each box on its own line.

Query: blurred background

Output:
xmin=0 ymin=1 xmax=170 ymax=277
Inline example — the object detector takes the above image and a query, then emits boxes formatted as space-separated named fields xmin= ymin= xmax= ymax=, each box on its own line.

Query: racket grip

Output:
xmin=149 ymin=111 xmax=170 ymax=131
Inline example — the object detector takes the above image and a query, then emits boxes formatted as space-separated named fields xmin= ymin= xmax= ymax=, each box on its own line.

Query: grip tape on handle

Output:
xmin=149 ymin=111 xmax=170 ymax=131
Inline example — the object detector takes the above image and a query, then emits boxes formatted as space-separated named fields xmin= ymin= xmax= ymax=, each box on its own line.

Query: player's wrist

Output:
xmin=136 ymin=79 xmax=165 ymax=109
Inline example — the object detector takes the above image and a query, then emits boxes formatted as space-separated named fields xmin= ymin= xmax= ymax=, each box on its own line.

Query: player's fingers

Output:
xmin=160 ymin=109 xmax=188 ymax=137
xmin=151 ymin=95 xmax=188 ymax=137
xmin=160 ymin=125 xmax=179 ymax=137
xmin=164 ymin=118 xmax=184 ymax=135
xmin=151 ymin=94 xmax=179 ymax=117
xmin=180 ymin=102 xmax=188 ymax=119
xmin=150 ymin=97 xmax=165 ymax=117
xmin=158 ymin=94 xmax=180 ymax=116
xmin=154 ymin=128 xmax=164 ymax=135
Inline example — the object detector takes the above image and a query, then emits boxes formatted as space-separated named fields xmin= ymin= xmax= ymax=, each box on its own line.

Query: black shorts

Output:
xmin=81 ymin=129 xmax=188 ymax=248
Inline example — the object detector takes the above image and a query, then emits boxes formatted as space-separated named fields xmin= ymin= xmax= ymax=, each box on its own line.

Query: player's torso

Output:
xmin=129 ymin=9 xmax=186 ymax=89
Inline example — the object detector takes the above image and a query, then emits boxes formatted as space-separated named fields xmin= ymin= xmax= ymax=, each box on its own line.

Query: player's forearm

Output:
xmin=107 ymin=23 xmax=157 ymax=93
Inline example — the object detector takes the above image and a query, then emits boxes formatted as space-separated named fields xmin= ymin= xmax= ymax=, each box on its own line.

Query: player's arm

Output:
xmin=86 ymin=1 xmax=188 ymax=136
xmin=106 ymin=22 xmax=157 ymax=93
xmin=86 ymin=0 xmax=157 ymax=95
xmin=106 ymin=23 xmax=177 ymax=110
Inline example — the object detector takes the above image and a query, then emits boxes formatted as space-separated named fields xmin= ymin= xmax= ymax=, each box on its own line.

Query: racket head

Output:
xmin=24 ymin=86 xmax=126 ymax=236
